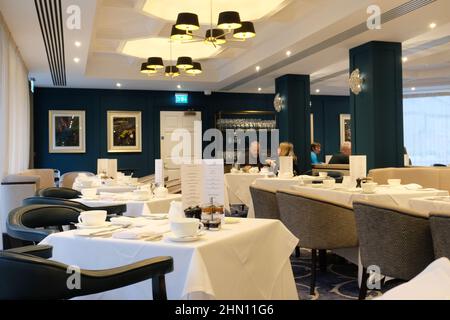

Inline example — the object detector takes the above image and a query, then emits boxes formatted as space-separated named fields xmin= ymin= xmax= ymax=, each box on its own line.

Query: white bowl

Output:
xmin=319 ymin=172 xmax=328 ymax=178
xmin=362 ymin=182 xmax=378 ymax=193
xmin=388 ymin=179 xmax=402 ymax=186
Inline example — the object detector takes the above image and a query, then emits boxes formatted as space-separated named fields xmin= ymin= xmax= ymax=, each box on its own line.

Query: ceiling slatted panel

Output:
xmin=222 ymin=0 xmax=437 ymax=91
xmin=34 ymin=0 xmax=66 ymax=86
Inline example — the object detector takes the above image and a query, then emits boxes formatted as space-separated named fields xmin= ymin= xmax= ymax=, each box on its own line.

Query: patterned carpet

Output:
xmin=291 ymin=250 xmax=402 ymax=300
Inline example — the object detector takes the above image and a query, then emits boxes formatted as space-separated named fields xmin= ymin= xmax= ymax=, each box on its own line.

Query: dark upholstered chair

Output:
xmin=276 ymin=190 xmax=358 ymax=295
xmin=23 ymin=197 xmax=126 ymax=217
xmin=430 ymin=212 xmax=450 ymax=259
xmin=7 ymin=205 xmax=82 ymax=243
xmin=250 ymin=186 xmax=280 ymax=220
xmin=36 ymin=187 xmax=81 ymax=199
xmin=353 ymin=201 xmax=435 ymax=300
xmin=0 ymin=245 xmax=174 ymax=300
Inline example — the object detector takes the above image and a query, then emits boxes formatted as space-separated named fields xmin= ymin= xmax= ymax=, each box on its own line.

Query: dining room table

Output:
xmin=73 ymin=193 xmax=182 ymax=216
xmin=40 ymin=218 xmax=299 ymax=300
xmin=409 ymin=196 xmax=450 ymax=217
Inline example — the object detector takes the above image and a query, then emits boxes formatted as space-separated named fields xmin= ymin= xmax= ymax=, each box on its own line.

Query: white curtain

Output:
xmin=0 ymin=13 xmax=30 ymax=179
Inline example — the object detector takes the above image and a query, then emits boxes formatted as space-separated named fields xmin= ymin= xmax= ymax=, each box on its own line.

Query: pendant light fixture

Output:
xmin=139 ymin=41 xmax=203 ymax=78
xmin=172 ymin=0 xmax=256 ymax=47
xmin=170 ymin=25 xmax=193 ymax=41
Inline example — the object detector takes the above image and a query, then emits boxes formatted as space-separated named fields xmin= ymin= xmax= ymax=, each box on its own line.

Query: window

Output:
xmin=404 ymin=95 xmax=450 ymax=166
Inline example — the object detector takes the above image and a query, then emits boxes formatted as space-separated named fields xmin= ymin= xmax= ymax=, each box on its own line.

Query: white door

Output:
xmin=160 ymin=111 xmax=202 ymax=181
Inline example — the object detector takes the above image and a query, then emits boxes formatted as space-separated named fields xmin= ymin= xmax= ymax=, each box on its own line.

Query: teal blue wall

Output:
xmin=34 ymin=87 xmax=349 ymax=176
xmin=311 ymin=95 xmax=351 ymax=162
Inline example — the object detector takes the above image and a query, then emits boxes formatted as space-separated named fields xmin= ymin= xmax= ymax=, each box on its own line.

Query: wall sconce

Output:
xmin=349 ymin=68 xmax=364 ymax=95
xmin=273 ymin=93 xmax=284 ymax=112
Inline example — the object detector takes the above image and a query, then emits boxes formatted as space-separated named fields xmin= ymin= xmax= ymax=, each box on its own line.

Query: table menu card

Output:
xmin=181 ymin=159 xmax=224 ymax=209
xmin=279 ymin=156 xmax=293 ymax=178
xmin=155 ymin=159 xmax=164 ymax=186
xmin=97 ymin=159 xmax=117 ymax=179
xmin=350 ymin=155 xmax=367 ymax=182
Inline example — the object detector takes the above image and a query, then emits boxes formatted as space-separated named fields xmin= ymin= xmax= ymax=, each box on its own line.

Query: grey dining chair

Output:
xmin=430 ymin=212 xmax=450 ymax=259
xmin=276 ymin=189 xmax=358 ymax=295
xmin=353 ymin=201 xmax=435 ymax=300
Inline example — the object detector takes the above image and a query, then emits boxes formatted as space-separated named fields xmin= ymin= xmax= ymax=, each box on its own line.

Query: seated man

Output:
xmin=310 ymin=142 xmax=323 ymax=165
xmin=329 ymin=142 xmax=352 ymax=165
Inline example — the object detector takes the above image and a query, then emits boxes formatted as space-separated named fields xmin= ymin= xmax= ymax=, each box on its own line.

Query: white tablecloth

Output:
xmin=291 ymin=185 xmax=449 ymax=209
xmin=224 ymin=173 xmax=266 ymax=213
xmin=409 ymin=196 xmax=450 ymax=217
xmin=73 ymin=194 xmax=182 ymax=216
xmin=40 ymin=219 xmax=299 ymax=300
xmin=377 ymin=258 xmax=450 ymax=300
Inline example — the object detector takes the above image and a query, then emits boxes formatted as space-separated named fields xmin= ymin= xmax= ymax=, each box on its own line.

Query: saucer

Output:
xmin=165 ymin=231 xmax=205 ymax=242
xmin=75 ymin=222 xmax=112 ymax=229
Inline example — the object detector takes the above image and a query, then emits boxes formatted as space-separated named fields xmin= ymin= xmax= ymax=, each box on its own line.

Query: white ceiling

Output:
xmin=0 ymin=0 xmax=449 ymax=96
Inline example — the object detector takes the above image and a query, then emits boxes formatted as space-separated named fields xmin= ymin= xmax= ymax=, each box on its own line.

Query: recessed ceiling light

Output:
xmin=177 ymin=84 xmax=182 ymax=89
xmin=116 ymin=83 xmax=122 ymax=88
xmin=429 ymin=22 xmax=437 ymax=29
xmin=256 ymin=66 xmax=261 ymax=72
xmin=411 ymin=87 xmax=416 ymax=91
xmin=73 ymin=57 xmax=80 ymax=63
xmin=402 ymin=57 xmax=408 ymax=63
xmin=258 ymin=87 xmax=262 ymax=92
xmin=286 ymin=51 xmax=291 ymax=57
xmin=75 ymin=41 xmax=82 ymax=47
xmin=315 ymin=89 xmax=320 ymax=93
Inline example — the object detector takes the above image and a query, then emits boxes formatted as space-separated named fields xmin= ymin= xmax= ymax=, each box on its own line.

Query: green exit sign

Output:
xmin=175 ymin=93 xmax=188 ymax=104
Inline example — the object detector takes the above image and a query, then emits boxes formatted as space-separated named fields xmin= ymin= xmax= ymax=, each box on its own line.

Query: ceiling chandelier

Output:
xmin=139 ymin=41 xmax=203 ymax=78
xmin=170 ymin=0 xmax=256 ymax=47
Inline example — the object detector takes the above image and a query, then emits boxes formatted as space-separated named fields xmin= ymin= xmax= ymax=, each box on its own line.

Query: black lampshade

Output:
xmin=175 ymin=12 xmax=200 ymax=31
xmin=176 ymin=56 xmax=194 ymax=69
xmin=170 ymin=24 xmax=193 ymax=41
xmin=147 ymin=57 xmax=164 ymax=69
xmin=233 ymin=21 xmax=256 ymax=39
xmin=140 ymin=63 xmax=157 ymax=74
xmin=205 ymin=28 xmax=226 ymax=45
xmin=217 ymin=11 xmax=242 ymax=30
xmin=186 ymin=62 xmax=202 ymax=75
xmin=165 ymin=65 xmax=180 ymax=77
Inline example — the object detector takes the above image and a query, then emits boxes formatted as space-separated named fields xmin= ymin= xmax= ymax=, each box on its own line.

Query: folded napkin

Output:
xmin=112 ymin=225 xmax=170 ymax=240
xmin=404 ymin=183 xmax=423 ymax=191
xmin=110 ymin=217 xmax=150 ymax=227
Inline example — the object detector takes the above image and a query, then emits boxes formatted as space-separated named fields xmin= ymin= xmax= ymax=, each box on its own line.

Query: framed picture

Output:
xmin=49 ymin=110 xmax=85 ymax=153
xmin=340 ymin=114 xmax=351 ymax=145
xmin=107 ymin=111 xmax=142 ymax=153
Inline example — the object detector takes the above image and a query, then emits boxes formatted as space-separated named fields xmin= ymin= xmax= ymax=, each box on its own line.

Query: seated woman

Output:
xmin=268 ymin=142 xmax=300 ymax=176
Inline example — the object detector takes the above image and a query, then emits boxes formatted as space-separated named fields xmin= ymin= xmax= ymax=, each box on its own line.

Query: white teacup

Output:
xmin=170 ymin=218 xmax=204 ymax=238
xmin=81 ymin=188 xmax=97 ymax=198
xmin=78 ymin=210 xmax=107 ymax=226
xmin=319 ymin=172 xmax=328 ymax=178
xmin=323 ymin=179 xmax=336 ymax=188
xmin=388 ymin=179 xmax=402 ymax=186
xmin=362 ymin=182 xmax=378 ymax=193
xmin=154 ymin=186 xmax=169 ymax=199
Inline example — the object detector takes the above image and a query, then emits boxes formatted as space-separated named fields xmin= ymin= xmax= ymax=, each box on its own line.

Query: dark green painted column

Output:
xmin=349 ymin=41 xmax=404 ymax=171
xmin=275 ymin=74 xmax=311 ymax=174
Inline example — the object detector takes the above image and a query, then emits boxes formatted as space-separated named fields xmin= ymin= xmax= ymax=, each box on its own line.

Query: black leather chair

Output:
xmin=35 ymin=187 xmax=81 ymax=199
xmin=7 ymin=205 xmax=82 ymax=243
xmin=0 ymin=245 xmax=174 ymax=300
xmin=23 ymin=197 xmax=126 ymax=217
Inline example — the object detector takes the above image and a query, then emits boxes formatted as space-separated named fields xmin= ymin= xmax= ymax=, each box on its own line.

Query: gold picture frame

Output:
xmin=340 ymin=114 xmax=351 ymax=145
xmin=49 ymin=110 xmax=86 ymax=153
xmin=107 ymin=111 xmax=142 ymax=153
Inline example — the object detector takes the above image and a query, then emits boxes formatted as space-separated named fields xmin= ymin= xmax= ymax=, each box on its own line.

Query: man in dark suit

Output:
xmin=329 ymin=142 xmax=352 ymax=164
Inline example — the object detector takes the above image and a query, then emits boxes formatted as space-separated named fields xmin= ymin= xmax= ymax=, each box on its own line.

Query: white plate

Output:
xmin=142 ymin=214 xmax=169 ymax=220
xmin=165 ymin=231 xmax=205 ymax=242
xmin=75 ymin=222 xmax=112 ymax=229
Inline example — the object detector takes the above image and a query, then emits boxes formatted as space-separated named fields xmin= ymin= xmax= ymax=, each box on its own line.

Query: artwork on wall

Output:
xmin=340 ymin=114 xmax=351 ymax=145
xmin=49 ymin=110 xmax=86 ymax=153
xmin=107 ymin=111 xmax=142 ymax=153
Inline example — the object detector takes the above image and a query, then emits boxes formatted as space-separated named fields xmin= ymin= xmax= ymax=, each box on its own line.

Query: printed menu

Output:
xmin=155 ymin=159 xmax=164 ymax=186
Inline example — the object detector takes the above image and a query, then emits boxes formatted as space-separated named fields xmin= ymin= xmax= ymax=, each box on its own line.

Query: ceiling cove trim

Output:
xmin=34 ymin=0 xmax=66 ymax=86
xmin=221 ymin=0 xmax=437 ymax=91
